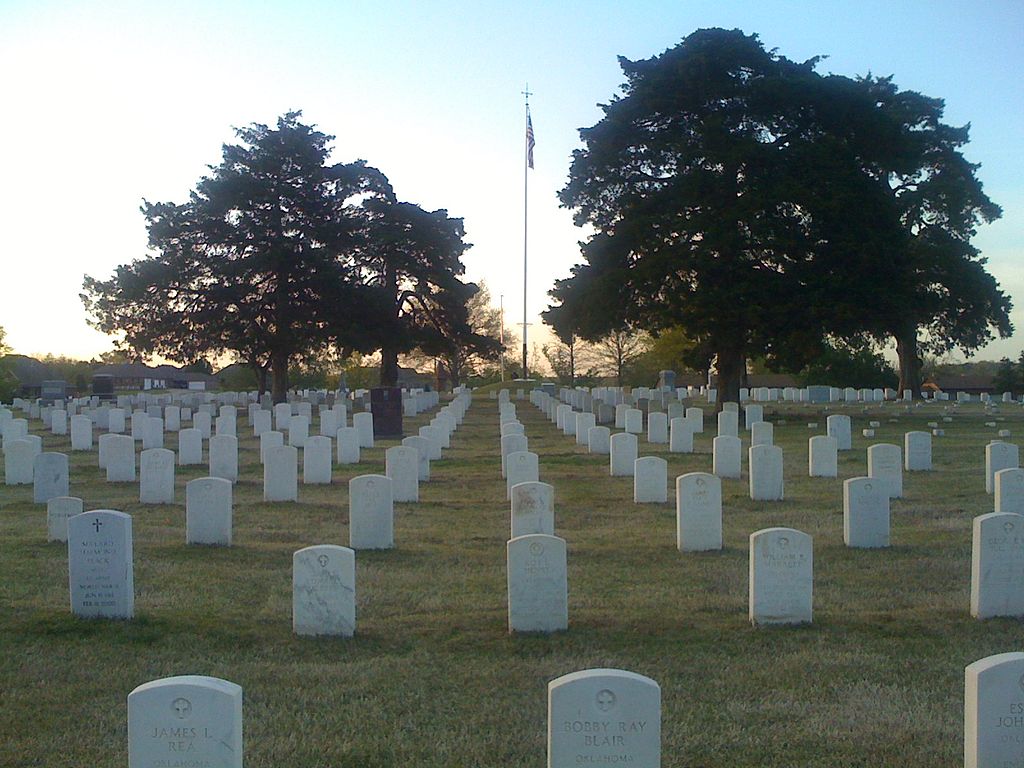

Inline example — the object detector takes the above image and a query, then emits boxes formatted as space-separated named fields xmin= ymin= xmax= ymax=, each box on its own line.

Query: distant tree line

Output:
xmin=544 ymin=28 xmax=1010 ymax=405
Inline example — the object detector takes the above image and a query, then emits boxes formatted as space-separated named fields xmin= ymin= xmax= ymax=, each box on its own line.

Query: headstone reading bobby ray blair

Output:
xmin=547 ymin=668 xmax=660 ymax=768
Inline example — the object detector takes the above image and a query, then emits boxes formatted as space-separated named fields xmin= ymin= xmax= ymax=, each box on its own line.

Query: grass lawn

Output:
xmin=1 ymin=392 xmax=1021 ymax=766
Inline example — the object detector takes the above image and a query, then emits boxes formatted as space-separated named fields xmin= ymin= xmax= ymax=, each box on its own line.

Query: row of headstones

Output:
xmin=4 ymin=393 xmax=471 ymax=503
xmin=48 ymin=647 xmax=1024 ymax=766
xmin=521 ymin=396 xmax=1024 ymax=616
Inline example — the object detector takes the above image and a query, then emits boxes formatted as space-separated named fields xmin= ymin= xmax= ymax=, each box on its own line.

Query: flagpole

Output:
xmin=522 ymin=85 xmax=532 ymax=380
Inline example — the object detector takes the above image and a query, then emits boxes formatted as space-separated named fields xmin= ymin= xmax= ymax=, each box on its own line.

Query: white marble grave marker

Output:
xmin=386 ymin=445 xmax=419 ymax=502
xmin=507 ymin=533 xmax=568 ymax=633
xmin=140 ymin=448 xmax=175 ymax=504
xmin=47 ymin=495 xmax=83 ymax=542
xmin=105 ymin=434 xmax=136 ymax=482
xmin=292 ymin=544 xmax=356 ymax=636
xmin=336 ymin=427 xmax=361 ymax=465
xmin=507 ymin=450 xmax=540 ymax=500
xmin=749 ymin=444 xmax=784 ymax=501
xmin=808 ymin=435 xmax=838 ymax=478
xmin=209 ymin=434 xmax=238 ymax=482
xmin=510 ymin=481 xmax=555 ymax=538
xmin=749 ymin=527 xmax=812 ymax=626
xmin=712 ymin=435 xmax=741 ymax=480
xmin=68 ymin=509 xmax=133 ymax=618
xmin=995 ymin=468 xmax=1024 ymax=516
xmin=904 ymin=430 xmax=932 ymax=471
xmin=185 ymin=477 xmax=233 ymax=546
xmin=843 ymin=477 xmax=890 ymax=548
xmin=547 ymin=668 xmax=660 ymax=768
xmin=634 ymin=456 xmax=668 ymax=503
xmin=971 ymin=512 xmax=1024 ymax=618
xmin=128 ymin=675 xmax=242 ymax=768
xmin=987 ymin=441 xmax=1020 ymax=494
xmin=349 ymin=474 xmax=394 ymax=549
xmin=676 ymin=472 xmax=722 ymax=552
xmin=867 ymin=443 xmax=903 ymax=498
xmin=965 ymin=652 xmax=1024 ymax=768
xmin=610 ymin=433 xmax=638 ymax=477
xmin=303 ymin=436 xmax=332 ymax=485
xmin=263 ymin=445 xmax=298 ymax=502
xmin=33 ymin=452 xmax=69 ymax=504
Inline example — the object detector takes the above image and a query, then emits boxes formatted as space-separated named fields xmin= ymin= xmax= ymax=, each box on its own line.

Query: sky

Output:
xmin=0 ymin=0 xmax=1021 ymax=366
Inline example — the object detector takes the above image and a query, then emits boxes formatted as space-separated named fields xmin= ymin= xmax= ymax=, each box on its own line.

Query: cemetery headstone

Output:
xmin=349 ymin=474 xmax=394 ymax=549
xmin=68 ymin=509 xmax=133 ymax=619
xmin=964 ymin=652 xmax=1024 ymax=768
xmin=971 ymin=512 xmax=1024 ymax=618
xmin=843 ymin=477 xmax=890 ymax=548
xmin=507 ymin=533 xmax=568 ymax=633
xmin=185 ymin=477 xmax=233 ymax=546
xmin=676 ymin=472 xmax=722 ymax=552
xmin=547 ymin=668 xmax=660 ymax=768
xmin=749 ymin=527 xmax=812 ymax=626
xmin=127 ymin=675 xmax=242 ymax=768
xmin=293 ymin=544 xmax=356 ymax=636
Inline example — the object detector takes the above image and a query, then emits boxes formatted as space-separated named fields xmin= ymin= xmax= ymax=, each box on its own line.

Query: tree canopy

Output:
xmin=82 ymin=112 xmax=488 ymax=400
xmin=552 ymin=28 xmax=1009 ymax=401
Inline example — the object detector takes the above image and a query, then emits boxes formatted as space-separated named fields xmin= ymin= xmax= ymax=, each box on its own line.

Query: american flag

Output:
xmin=526 ymin=111 xmax=535 ymax=169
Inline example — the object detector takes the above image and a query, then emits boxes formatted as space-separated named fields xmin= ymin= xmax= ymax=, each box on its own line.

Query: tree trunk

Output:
xmin=380 ymin=346 xmax=399 ymax=388
xmin=714 ymin=346 xmax=744 ymax=410
xmin=895 ymin=325 xmax=922 ymax=397
xmin=271 ymin=349 xmax=289 ymax=404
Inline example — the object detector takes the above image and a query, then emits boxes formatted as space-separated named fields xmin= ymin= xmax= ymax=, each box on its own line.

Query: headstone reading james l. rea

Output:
xmin=263 ymin=444 xmax=298 ymax=502
xmin=293 ymin=544 xmax=356 ymax=637
xmin=511 ymin=481 xmax=555 ymax=538
xmin=507 ymin=533 xmax=568 ymax=633
xmin=33 ymin=452 xmax=69 ymax=504
xmin=843 ymin=477 xmax=890 ymax=548
xmin=971 ymin=512 xmax=1024 ymax=619
xmin=547 ymin=668 xmax=660 ymax=768
xmin=965 ymin=652 xmax=1024 ymax=768
xmin=128 ymin=675 xmax=242 ymax=768
xmin=749 ymin=527 xmax=812 ymax=626
xmin=47 ymin=495 xmax=83 ymax=543
xmin=349 ymin=474 xmax=394 ymax=550
xmin=633 ymin=456 xmax=668 ymax=503
xmin=185 ymin=477 xmax=233 ymax=546
xmin=68 ymin=509 xmax=134 ymax=619
xmin=676 ymin=472 xmax=722 ymax=552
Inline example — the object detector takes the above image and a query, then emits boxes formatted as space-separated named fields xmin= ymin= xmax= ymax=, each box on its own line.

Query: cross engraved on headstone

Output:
xmin=92 ymin=518 xmax=103 ymax=533
xmin=171 ymin=697 xmax=192 ymax=719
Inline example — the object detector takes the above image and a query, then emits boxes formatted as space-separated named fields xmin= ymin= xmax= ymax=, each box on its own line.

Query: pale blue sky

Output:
xmin=1 ymin=0 xmax=1020 ymax=364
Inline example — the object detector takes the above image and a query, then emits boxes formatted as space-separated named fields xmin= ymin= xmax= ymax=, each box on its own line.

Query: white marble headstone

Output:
xmin=971 ymin=512 xmax=1024 ymax=618
xmin=185 ymin=477 xmax=233 ymax=546
xmin=349 ymin=474 xmax=394 ymax=549
xmin=68 ymin=509 xmax=133 ymax=619
xmin=547 ymin=668 xmax=660 ymax=768
xmin=293 ymin=544 xmax=356 ymax=636
xmin=676 ymin=472 xmax=722 ymax=552
xmin=965 ymin=652 xmax=1024 ymax=768
xmin=507 ymin=533 xmax=568 ymax=633
xmin=128 ymin=675 xmax=242 ymax=768
xmin=749 ymin=527 xmax=812 ymax=626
